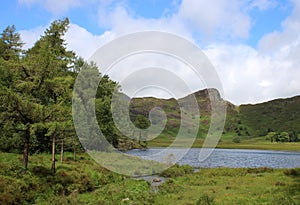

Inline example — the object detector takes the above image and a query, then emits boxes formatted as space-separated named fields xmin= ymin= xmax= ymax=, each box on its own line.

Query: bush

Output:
xmin=0 ymin=175 xmax=37 ymax=204
xmin=284 ymin=168 xmax=300 ymax=176
xmin=232 ymin=136 xmax=241 ymax=143
xmin=196 ymin=194 xmax=215 ymax=205
xmin=32 ymin=166 xmax=51 ymax=177
xmin=51 ymin=170 xmax=95 ymax=195
xmin=160 ymin=164 xmax=194 ymax=178
xmin=247 ymin=167 xmax=273 ymax=174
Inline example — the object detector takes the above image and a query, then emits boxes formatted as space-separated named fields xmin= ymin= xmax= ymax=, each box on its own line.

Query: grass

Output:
xmin=0 ymin=152 xmax=299 ymax=204
xmin=87 ymin=150 xmax=170 ymax=176
xmin=155 ymin=167 xmax=300 ymax=204
xmin=148 ymin=136 xmax=300 ymax=152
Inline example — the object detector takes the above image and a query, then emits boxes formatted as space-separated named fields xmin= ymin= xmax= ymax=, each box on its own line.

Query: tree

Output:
xmin=73 ymin=62 xmax=108 ymax=151
xmin=278 ymin=132 xmax=289 ymax=143
xmin=0 ymin=25 xmax=23 ymax=60
xmin=134 ymin=114 xmax=150 ymax=148
xmin=267 ymin=131 xmax=290 ymax=143
xmin=58 ymin=120 xmax=77 ymax=162
xmin=0 ymin=18 xmax=76 ymax=171
xmin=25 ymin=18 xmax=75 ymax=173
xmin=0 ymin=25 xmax=30 ymax=169
xmin=0 ymin=19 xmax=129 ymax=171
xmin=266 ymin=132 xmax=277 ymax=142
xmin=288 ymin=131 xmax=299 ymax=142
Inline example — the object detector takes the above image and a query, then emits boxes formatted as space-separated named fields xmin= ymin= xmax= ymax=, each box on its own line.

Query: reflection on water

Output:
xmin=126 ymin=148 xmax=300 ymax=168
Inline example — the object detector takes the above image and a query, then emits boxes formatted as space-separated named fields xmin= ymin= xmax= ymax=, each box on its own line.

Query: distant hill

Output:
xmin=239 ymin=96 xmax=300 ymax=137
xmin=127 ymin=89 xmax=300 ymax=141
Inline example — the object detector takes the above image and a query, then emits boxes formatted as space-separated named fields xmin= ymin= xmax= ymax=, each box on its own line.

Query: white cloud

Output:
xmin=249 ymin=0 xmax=277 ymax=11
xmin=177 ymin=0 xmax=251 ymax=40
xmin=19 ymin=23 xmax=116 ymax=59
xmin=97 ymin=5 xmax=193 ymax=41
xmin=103 ymin=53 xmax=207 ymax=99
xmin=19 ymin=26 xmax=46 ymax=49
xmin=17 ymin=0 xmax=300 ymax=104
xmin=205 ymin=32 xmax=300 ymax=105
xmin=99 ymin=0 xmax=258 ymax=42
xmin=65 ymin=24 xmax=115 ymax=59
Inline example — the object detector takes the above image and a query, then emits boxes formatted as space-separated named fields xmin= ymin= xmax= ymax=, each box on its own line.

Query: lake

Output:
xmin=126 ymin=148 xmax=300 ymax=168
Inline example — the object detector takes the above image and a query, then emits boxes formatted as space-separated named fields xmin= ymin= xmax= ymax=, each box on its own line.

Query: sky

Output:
xmin=0 ymin=0 xmax=299 ymax=105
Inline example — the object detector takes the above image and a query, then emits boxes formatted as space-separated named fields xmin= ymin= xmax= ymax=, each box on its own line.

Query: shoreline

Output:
xmin=142 ymin=146 xmax=300 ymax=153
xmin=147 ymin=139 xmax=300 ymax=152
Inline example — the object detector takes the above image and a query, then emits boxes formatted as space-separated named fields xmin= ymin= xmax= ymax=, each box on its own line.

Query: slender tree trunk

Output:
xmin=23 ymin=128 xmax=30 ymax=170
xmin=60 ymin=139 xmax=64 ymax=163
xmin=73 ymin=143 xmax=76 ymax=161
xmin=138 ymin=130 xmax=141 ymax=144
xmin=51 ymin=134 xmax=56 ymax=174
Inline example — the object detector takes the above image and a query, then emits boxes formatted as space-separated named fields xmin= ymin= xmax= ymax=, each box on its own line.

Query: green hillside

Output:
xmin=129 ymin=89 xmax=233 ymax=140
xmin=239 ymin=96 xmax=300 ymax=137
xmin=128 ymin=89 xmax=300 ymax=144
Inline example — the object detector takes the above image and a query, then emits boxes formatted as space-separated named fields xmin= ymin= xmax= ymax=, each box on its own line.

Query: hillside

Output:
xmin=239 ymin=96 xmax=300 ymax=137
xmin=128 ymin=89 xmax=300 ymax=142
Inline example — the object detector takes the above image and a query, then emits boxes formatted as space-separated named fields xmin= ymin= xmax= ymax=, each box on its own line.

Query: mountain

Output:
xmin=127 ymin=89 xmax=300 ymax=141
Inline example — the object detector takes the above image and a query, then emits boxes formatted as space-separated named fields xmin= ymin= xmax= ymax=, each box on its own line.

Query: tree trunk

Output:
xmin=73 ymin=143 xmax=76 ymax=161
xmin=51 ymin=134 xmax=56 ymax=174
xmin=23 ymin=128 xmax=30 ymax=170
xmin=138 ymin=130 xmax=141 ymax=144
xmin=60 ymin=139 xmax=64 ymax=163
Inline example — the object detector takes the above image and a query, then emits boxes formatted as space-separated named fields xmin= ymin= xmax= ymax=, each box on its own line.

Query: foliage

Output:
xmin=266 ymin=131 xmax=298 ymax=143
xmin=0 ymin=19 xmax=130 ymax=171
xmin=284 ymin=168 xmax=300 ymax=177
xmin=196 ymin=194 xmax=215 ymax=205
xmin=160 ymin=164 xmax=194 ymax=178
xmin=0 ymin=152 xmax=300 ymax=204
xmin=133 ymin=114 xmax=150 ymax=148
xmin=232 ymin=136 xmax=241 ymax=143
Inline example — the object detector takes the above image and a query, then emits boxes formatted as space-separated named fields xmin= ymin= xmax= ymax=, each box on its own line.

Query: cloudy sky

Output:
xmin=1 ymin=0 xmax=300 ymax=105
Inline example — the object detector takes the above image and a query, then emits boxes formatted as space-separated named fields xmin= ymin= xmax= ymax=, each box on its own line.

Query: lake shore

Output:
xmin=148 ymin=138 xmax=300 ymax=152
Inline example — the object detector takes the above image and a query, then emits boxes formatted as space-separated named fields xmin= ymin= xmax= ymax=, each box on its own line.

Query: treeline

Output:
xmin=0 ymin=18 xmax=130 ymax=173
xmin=266 ymin=131 xmax=300 ymax=143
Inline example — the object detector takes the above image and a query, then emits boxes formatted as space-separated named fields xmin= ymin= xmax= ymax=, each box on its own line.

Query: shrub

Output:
xmin=52 ymin=170 xmax=95 ymax=195
xmin=247 ymin=167 xmax=273 ymax=174
xmin=196 ymin=194 xmax=215 ymax=205
xmin=0 ymin=176 xmax=36 ymax=204
xmin=284 ymin=168 xmax=300 ymax=176
xmin=160 ymin=164 xmax=194 ymax=178
xmin=32 ymin=166 xmax=51 ymax=177
xmin=232 ymin=136 xmax=241 ymax=143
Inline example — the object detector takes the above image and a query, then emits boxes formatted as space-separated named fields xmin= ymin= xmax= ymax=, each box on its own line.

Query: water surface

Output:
xmin=126 ymin=148 xmax=300 ymax=168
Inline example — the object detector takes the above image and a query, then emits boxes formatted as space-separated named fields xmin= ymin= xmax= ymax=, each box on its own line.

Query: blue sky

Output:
xmin=0 ymin=0 xmax=300 ymax=104
xmin=0 ymin=0 xmax=293 ymax=46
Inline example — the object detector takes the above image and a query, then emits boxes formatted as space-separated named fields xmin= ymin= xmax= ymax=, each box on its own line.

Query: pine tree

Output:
xmin=0 ymin=18 xmax=76 ymax=171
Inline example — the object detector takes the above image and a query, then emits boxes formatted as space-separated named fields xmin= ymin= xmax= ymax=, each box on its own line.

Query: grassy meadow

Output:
xmin=148 ymin=136 xmax=300 ymax=152
xmin=1 ymin=152 xmax=299 ymax=204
